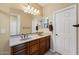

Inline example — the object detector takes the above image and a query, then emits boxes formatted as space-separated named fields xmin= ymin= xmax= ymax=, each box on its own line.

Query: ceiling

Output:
xmin=0 ymin=3 xmax=51 ymax=7
xmin=38 ymin=3 xmax=49 ymax=7
xmin=38 ymin=3 xmax=58 ymax=7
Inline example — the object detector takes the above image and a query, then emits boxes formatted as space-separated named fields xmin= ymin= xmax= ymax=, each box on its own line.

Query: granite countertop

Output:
xmin=10 ymin=33 xmax=50 ymax=47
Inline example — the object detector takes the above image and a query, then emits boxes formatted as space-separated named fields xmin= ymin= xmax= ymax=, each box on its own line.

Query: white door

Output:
xmin=54 ymin=5 xmax=77 ymax=55
xmin=55 ymin=11 xmax=65 ymax=54
xmin=32 ymin=17 xmax=38 ymax=33
xmin=10 ymin=15 xmax=20 ymax=35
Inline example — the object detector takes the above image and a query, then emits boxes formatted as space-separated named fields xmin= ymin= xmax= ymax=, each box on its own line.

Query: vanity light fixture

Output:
xmin=23 ymin=3 xmax=40 ymax=15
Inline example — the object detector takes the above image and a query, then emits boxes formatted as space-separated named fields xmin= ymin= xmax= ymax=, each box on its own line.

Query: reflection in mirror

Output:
xmin=9 ymin=8 xmax=48 ymax=36
xmin=10 ymin=14 xmax=20 ymax=36
xmin=32 ymin=16 xmax=42 ymax=33
xmin=38 ymin=17 xmax=49 ymax=29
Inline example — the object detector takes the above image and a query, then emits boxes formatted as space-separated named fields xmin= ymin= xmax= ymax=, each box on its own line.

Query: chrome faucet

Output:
xmin=20 ymin=33 xmax=31 ymax=40
xmin=20 ymin=33 xmax=26 ymax=39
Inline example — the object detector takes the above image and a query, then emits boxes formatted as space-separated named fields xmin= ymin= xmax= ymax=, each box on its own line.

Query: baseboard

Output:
xmin=49 ymin=49 xmax=62 ymax=55
xmin=49 ymin=49 xmax=56 ymax=53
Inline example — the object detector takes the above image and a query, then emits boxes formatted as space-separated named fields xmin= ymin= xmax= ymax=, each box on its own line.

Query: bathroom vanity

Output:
xmin=10 ymin=34 xmax=50 ymax=55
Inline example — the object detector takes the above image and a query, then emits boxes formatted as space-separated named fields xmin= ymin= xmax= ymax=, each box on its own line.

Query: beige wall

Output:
xmin=0 ymin=6 xmax=10 ymax=54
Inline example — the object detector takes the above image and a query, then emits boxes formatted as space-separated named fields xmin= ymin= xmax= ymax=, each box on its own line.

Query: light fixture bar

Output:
xmin=23 ymin=3 xmax=40 ymax=15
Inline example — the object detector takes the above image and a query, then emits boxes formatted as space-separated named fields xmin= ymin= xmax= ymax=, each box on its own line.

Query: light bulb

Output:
xmin=31 ymin=7 xmax=34 ymax=11
xmin=27 ymin=5 xmax=30 ymax=9
xmin=37 ymin=10 xmax=40 ymax=14
xmin=30 ymin=7 xmax=33 ymax=14
xmin=22 ymin=6 xmax=26 ymax=10
xmin=34 ymin=9 xmax=37 ymax=12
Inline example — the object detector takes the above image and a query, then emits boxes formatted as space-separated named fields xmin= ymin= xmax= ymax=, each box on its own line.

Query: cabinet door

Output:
xmin=30 ymin=43 xmax=39 ymax=55
xmin=39 ymin=38 xmax=46 ymax=54
xmin=46 ymin=38 xmax=50 ymax=51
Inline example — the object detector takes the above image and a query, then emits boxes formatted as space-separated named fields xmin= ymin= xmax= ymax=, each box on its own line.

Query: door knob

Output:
xmin=56 ymin=34 xmax=58 ymax=36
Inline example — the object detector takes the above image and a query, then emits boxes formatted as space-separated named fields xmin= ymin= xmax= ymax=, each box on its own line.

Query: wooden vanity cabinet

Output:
xmin=11 ymin=36 xmax=50 ymax=55
xmin=11 ymin=42 xmax=29 ymax=55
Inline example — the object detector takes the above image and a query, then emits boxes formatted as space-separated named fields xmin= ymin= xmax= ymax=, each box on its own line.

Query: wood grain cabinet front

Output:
xmin=29 ymin=43 xmax=39 ymax=55
xmin=11 ymin=35 xmax=50 ymax=55
xmin=46 ymin=37 xmax=50 ymax=51
xmin=13 ymin=49 xmax=28 ymax=55
xmin=39 ymin=36 xmax=50 ymax=54
xmin=11 ymin=42 xmax=29 ymax=55
xmin=39 ymin=41 xmax=46 ymax=54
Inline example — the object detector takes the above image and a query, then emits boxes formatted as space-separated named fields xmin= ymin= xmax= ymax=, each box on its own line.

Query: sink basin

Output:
xmin=20 ymin=35 xmax=33 ymax=40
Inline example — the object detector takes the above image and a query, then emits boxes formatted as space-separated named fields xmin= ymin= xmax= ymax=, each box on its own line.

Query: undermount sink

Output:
xmin=20 ymin=34 xmax=36 ymax=40
xmin=20 ymin=35 xmax=32 ymax=40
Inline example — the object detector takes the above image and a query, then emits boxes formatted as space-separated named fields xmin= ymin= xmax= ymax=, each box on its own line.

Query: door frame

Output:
xmin=53 ymin=4 xmax=78 ymax=54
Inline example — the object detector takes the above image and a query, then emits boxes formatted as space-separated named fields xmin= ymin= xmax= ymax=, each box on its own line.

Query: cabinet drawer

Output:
xmin=29 ymin=39 xmax=39 ymax=46
xmin=11 ymin=43 xmax=29 ymax=53
xmin=13 ymin=49 xmax=28 ymax=55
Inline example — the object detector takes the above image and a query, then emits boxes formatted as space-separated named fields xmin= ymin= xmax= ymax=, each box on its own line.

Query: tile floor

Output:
xmin=45 ymin=50 xmax=61 ymax=55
